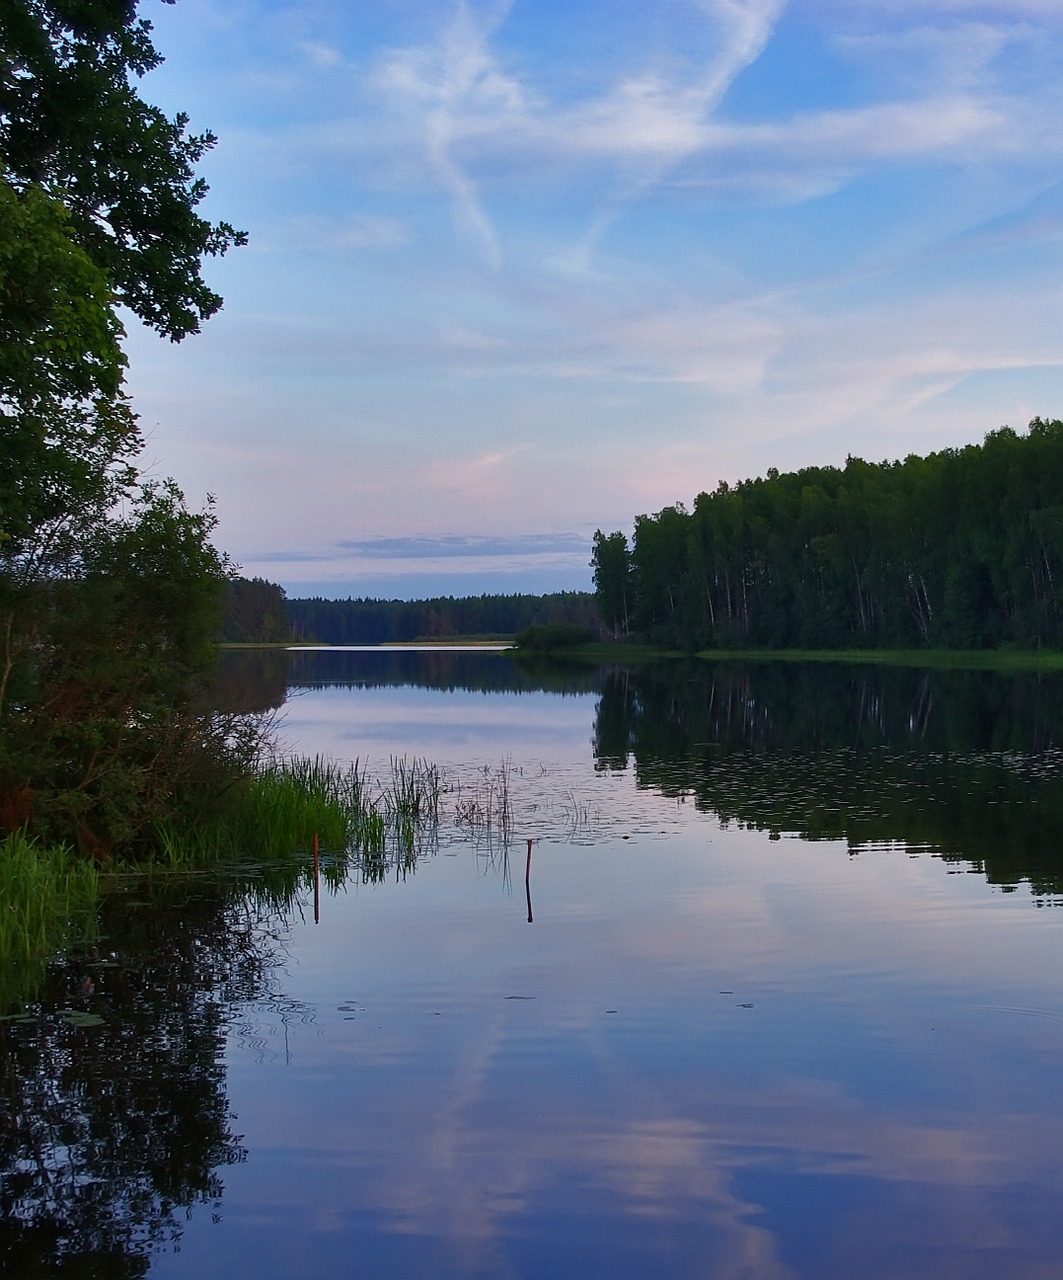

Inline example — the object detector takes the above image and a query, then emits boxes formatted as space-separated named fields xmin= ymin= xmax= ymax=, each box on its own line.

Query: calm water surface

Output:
xmin=4 ymin=651 xmax=1063 ymax=1278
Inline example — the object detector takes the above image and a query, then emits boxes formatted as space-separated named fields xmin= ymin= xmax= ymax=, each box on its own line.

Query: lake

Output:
xmin=4 ymin=649 xmax=1063 ymax=1278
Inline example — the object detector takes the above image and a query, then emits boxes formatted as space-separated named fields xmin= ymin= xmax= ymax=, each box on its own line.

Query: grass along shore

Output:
xmin=692 ymin=646 xmax=1063 ymax=671
xmin=0 ymin=754 xmax=446 ymax=1007
xmin=549 ymin=641 xmax=1063 ymax=671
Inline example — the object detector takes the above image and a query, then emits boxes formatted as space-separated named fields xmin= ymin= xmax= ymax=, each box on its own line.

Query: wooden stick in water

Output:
xmin=525 ymin=837 xmax=533 ymax=924
xmin=313 ymin=832 xmax=320 ymax=925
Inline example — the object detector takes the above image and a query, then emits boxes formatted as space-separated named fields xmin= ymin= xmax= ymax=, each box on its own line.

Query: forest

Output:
xmin=592 ymin=420 xmax=1063 ymax=651
xmin=219 ymin=581 xmax=599 ymax=644
xmin=282 ymin=590 xmax=598 ymax=644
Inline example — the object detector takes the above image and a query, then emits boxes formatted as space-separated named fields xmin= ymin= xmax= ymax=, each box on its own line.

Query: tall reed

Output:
xmin=153 ymin=754 xmax=440 ymax=866
xmin=0 ymin=834 xmax=99 ymax=1005
xmin=452 ymin=759 xmax=513 ymax=842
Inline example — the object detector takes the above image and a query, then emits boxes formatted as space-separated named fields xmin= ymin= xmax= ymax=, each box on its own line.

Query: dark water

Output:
xmin=4 ymin=650 xmax=1063 ymax=1278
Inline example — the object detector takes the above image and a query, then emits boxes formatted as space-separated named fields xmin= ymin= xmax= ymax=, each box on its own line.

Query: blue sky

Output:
xmin=122 ymin=0 xmax=1063 ymax=598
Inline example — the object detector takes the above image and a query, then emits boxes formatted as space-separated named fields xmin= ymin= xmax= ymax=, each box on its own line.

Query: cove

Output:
xmin=3 ymin=649 xmax=1063 ymax=1279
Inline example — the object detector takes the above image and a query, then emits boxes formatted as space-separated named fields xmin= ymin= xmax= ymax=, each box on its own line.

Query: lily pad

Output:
xmin=58 ymin=1010 xmax=106 ymax=1028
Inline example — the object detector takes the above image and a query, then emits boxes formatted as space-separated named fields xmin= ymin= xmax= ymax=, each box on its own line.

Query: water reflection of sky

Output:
xmin=150 ymin=672 xmax=1063 ymax=1279
xmin=279 ymin=685 xmax=597 ymax=765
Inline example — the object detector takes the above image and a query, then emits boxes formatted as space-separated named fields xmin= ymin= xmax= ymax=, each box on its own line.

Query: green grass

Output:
xmin=0 ymin=833 xmax=99 ymax=1006
xmin=152 ymin=754 xmax=442 ymax=866
xmin=555 ymin=640 xmax=1063 ymax=671
xmin=1 ymin=755 xmax=447 ymax=1004
xmin=692 ymin=647 xmax=1063 ymax=671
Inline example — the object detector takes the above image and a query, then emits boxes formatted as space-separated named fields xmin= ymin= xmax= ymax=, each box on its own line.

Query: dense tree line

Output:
xmin=593 ymin=420 xmax=1063 ymax=650
xmin=285 ymin=591 xmax=599 ymax=644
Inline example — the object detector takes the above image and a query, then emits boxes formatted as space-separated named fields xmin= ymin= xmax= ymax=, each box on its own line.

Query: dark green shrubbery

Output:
xmin=514 ymin=622 xmax=597 ymax=652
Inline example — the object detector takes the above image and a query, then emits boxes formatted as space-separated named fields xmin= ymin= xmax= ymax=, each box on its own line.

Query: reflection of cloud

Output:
xmin=590 ymin=1117 xmax=792 ymax=1278
xmin=221 ymin=756 xmax=1063 ymax=1273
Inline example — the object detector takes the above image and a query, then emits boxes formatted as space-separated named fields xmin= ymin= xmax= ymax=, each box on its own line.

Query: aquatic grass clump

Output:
xmin=0 ymin=833 xmax=99 ymax=1005
xmin=152 ymin=755 xmax=439 ymax=869
xmin=244 ymin=756 xmax=367 ymax=855
xmin=378 ymin=756 xmax=442 ymax=852
xmin=452 ymin=759 xmax=513 ymax=842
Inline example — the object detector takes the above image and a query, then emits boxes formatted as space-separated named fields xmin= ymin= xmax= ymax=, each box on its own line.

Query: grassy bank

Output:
xmin=152 ymin=754 xmax=442 ymax=865
xmin=550 ymin=641 xmax=1063 ymax=672
xmin=693 ymin=647 xmax=1063 ymax=671
xmin=1 ymin=755 xmax=445 ymax=1006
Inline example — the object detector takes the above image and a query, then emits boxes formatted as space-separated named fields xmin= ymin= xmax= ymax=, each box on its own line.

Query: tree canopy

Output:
xmin=0 ymin=0 xmax=246 ymax=339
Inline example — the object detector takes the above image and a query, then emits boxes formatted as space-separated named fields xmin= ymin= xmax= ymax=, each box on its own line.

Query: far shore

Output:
xmin=218 ymin=639 xmax=1063 ymax=672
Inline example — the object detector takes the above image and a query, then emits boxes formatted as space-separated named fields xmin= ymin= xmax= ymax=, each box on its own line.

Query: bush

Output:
xmin=514 ymin=622 xmax=597 ymax=652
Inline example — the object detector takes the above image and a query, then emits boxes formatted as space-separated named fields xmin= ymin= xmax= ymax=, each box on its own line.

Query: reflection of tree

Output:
xmin=593 ymin=661 xmax=1063 ymax=893
xmin=0 ymin=880 xmax=282 ymax=1275
xmin=211 ymin=648 xmax=291 ymax=714
xmin=217 ymin=647 xmax=608 ymax=702
xmin=293 ymin=647 xmax=608 ymax=695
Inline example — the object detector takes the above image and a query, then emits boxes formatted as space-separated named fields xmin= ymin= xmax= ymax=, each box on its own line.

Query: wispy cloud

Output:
xmin=336 ymin=533 xmax=589 ymax=559
xmin=263 ymin=213 xmax=410 ymax=252
xmin=424 ymin=443 xmax=534 ymax=500
xmin=376 ymin=1 xmax=522 ymax=268
xmin=129 ymin=0 xmax=1063 ymax=596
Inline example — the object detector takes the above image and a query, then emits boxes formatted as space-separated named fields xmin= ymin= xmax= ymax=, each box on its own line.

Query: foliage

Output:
xmin=0 ymin=179 xmax=137 ymax=568
xmin=0 ymin=0 xmax=252 ymax=859
xmin=513 ymin=621 xmax=597 ymax=651
xmin=0 ymin=0 xmax=246 ymax=340
xmin=0 ymin=478 xmax=243 ymax=856
xmin=590 ymin=529 xmax=632 ymax=639
xmin=219 ymin=575 xmax=291 ymax=642
xmin=595 ymin=420 xmax=1063 ymax=651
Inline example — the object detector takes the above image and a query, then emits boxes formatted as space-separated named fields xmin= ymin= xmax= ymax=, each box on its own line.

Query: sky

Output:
xmin=122 ymin=0 xmax=1063 ymax=599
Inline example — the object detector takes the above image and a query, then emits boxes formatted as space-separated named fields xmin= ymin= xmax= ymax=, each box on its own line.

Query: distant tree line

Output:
xmin=218 ymin=585 xmax=600 ymax=644
xmin=592 ymin=419 xmax=1063 ymax=650
xmin=285 ymin=591 xmax=599 ymax=645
